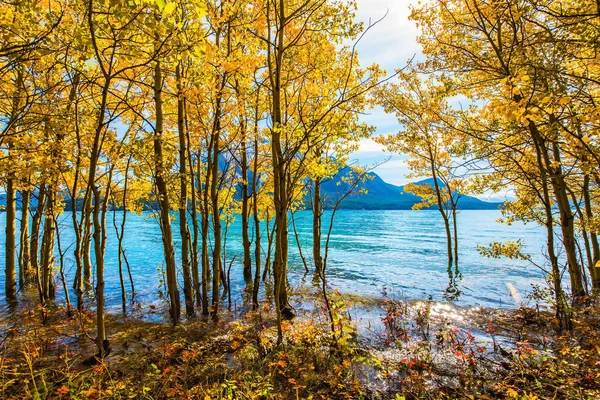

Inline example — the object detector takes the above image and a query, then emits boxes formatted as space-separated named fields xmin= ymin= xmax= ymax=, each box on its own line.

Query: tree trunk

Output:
xmin=528 ymin=120 xmax=584 ymax=297
xmin=269 ymin=0 xmax=295 ymax=344
xmin=313 ymin=177 xmax=323 ymax=276
xmin=252 ymin=135 xmax=262 ymax=309
xmin=177 ymin=62 xmax=195 ymax=317
xmin=201 ymin=153 xmax=210 ymax=316
xmin=5 ymin=170 xmax=17 ymax=304
xmin=430 ymin=159 xmax=453 ymax=268
xmin=186 ymin=134 xmax=201 ymax=308
xmin=82 ymin=206 xmax=93 ymax=289
xmin=550 ymin=141 xmax=585 ymax=297
xmin=532 ymin=130 xmax=569 ymax=329
xmin=568 ymin=187 xmax=594 ymax=284
xmin=153 ymin=59 xmax=181 ymax=325
xmin=241 ymin=124 xmax=252 ymax=284
xmin=452 ymin=207 xmax=459 ymax=266
xmin=583 ymin=174 xmax=600 ymax=290
xmin=18 ymin=189 xmax=31 ymax=288
xmin=55 ymin=214 xmax=72 ymax=315
xmin=30 ymin=185 xmax=46 ymax=293
xmin=113 ymin=157 xmax=133 ymax=316
xmin=92 ymin=184 xmax=109 ymax=357
xmin=71 ymin=163 xmax=85 ymax=311
xmin=210 ymin=93 xmax=222 ymax=321
xmin=41 ymin=186 xmax=56 ymax=301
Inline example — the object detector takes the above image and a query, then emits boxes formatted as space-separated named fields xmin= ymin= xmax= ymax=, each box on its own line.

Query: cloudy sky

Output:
xmin=350 ymin=0 xmax=421 ymax=186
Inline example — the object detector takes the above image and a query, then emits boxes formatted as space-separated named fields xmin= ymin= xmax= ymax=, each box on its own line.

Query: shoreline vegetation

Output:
xmin=1 ymin=288 xmax=599 ymax=399
xmin=2 ymin=0 xmax=600 ymax=398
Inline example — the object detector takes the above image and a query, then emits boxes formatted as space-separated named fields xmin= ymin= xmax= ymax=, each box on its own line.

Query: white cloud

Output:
xmin=373 ymin=159 xmax=413 ymax=186
xmin=345 ymin=0 xmax=423 ymax=184
xmin=354 ymin=138 xmax=386 ymax=154
xmin=473 ymin=188 xmax=517 ymax=202
xmin=354 ymin=0 xmax=423 ymax=74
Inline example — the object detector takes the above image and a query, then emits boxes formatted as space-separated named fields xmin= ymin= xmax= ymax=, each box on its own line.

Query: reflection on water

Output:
xmin=444 ymin=264 xmax=462 ymax=302
xmin=0 ymin=210 xmax=548 ymax=310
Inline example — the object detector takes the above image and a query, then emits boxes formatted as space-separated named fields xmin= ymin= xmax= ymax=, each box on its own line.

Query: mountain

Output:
xmin=0 ymin=169 xmax=501 ymax=211
xmin=319 ymin=167 xmax=502 ymax=210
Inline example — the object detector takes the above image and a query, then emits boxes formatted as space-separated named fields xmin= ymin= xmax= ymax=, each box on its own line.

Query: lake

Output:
xmin=0 ymin=210 xmax=549 ymax=311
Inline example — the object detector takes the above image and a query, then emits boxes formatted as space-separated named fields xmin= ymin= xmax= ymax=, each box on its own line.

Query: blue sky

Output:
xmin=350 ymin=0 xmax=421 ymax=186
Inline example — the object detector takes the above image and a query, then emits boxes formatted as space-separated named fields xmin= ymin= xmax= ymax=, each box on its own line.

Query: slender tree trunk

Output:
xmin=430 ymin=160 xmax=453 ymax=268
xmin=583 ymin=174 xmax=600 ymax=290
xmin=529 ymin=121 xmax=584 ymax=297
xmin=92 ymin=184 xmax=108 ymax=357
xmin=18 ymin=189 xmax=31 ymax=288
xmin=82 ymin=208 xmax=93 ymax=289
xmin=241 ymin=122 xmax=252 ymax=283
xmin=55 ymin=215 xmax=72 ymax=315
xmin=452 ymin=207 xmax=459 ymax=266
xmin=68 ymin=73 xmax=85 ymax=311
xmin=201 ymin=153 xmax=211 ymax=316
xmin=551 ymin=141 xmax=585 ymax=296
xmin=312 ymin=177 xmax=323 ymax=276
xmin=210 ymin=96 xmax=222 ymax=321
xmin=291 ymin=210 xmax=309 ymax=273
xmin=532 ymin=132 xmax=568 ymax=329
xmin=113 ymin=157 xmax=133 ymax=317
xmin=269 ymin=0 xmax=295 ymax=343
xmin=6 ymin=70 xmax=23 ymax=304
xmin=187 ymin=143 xmax=201 ymax=307
xmin=30 ymin=185 xmax=46 ymax=293
xmin=252 ymin=136 xmax=262 ymax=309
xmin=41 ymin=186 xmax=56 ymax=301
xmin=86 ymin=1 xmax=114 ymax=356
xmin=5 ymin=168 xmax=17 ymax=304
xmin=71 ymin=166 xmax=85 ymax=311
xmin=569 ymin=188 xmax=593 ymax=281
xmin=177 ymin=62 xmax=194 ymax=317
xmin=263 ymin=210 xmax=275 ymax=282
xmin=153 ymin=59 xmax=181 ymax=325
xmin=113 ymin=206 xmax=127 ymax=317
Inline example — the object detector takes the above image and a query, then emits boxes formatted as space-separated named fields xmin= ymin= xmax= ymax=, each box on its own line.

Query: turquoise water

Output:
xmin=0 ymin=210 xmax=548 ymax=311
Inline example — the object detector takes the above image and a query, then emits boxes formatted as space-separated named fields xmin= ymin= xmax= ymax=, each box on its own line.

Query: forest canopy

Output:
xmin=1 ymin=0 xmax=600 ymax=399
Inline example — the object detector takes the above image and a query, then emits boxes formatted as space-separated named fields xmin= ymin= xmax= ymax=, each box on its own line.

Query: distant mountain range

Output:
xmin=0 ymin=169 xmax=502 ymax=211
xmin=319 ymin=168 xmax=502 ymax=210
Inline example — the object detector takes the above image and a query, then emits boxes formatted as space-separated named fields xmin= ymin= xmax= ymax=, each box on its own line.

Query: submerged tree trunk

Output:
xmin=18 ymin=189 xmax=31 ymax=288
xmin=71 ymin=160 xmax=85 ymax=311
xmin=5 ymin=168 xmax=17 ymax=304
xmin=291 ymin=210 xmax=309 ymax=273
xmin=451 ymin=206 xmax=458 ymax=266
xmin=30 ymin=185 xmax=47 ymax=295
xmin=430 ymin=155 xmax=453 ymax=268
xmin=55 ymin=215 xmax=72 ymax=315
xmin=92 ymin=184 xmax=108 ymax=357
xmin=40 ymin=186 xmax=56 ymax=302
xmin=82 ymin=208 xmax=93 ymax=289
xmin=113 ymin=157 xmax=133 ymax=316
xmin=312 ymin=177 xmax=323 ymax=277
